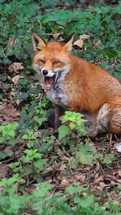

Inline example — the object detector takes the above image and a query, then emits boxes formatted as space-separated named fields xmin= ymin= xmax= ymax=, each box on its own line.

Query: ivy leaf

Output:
xmin=115 ymin=64 xmax=121 ymax=72
xmin=117 ymin=4 xmax=121 ymax=14
xmin=104 ymin=48 xmax=117 ymax=59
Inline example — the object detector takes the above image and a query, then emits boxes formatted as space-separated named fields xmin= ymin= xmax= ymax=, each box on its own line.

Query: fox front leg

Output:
xmin=54 ymin=105 xmax=65 ymax=131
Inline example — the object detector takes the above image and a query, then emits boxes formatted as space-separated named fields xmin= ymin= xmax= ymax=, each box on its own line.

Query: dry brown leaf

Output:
xmin=47 ymin=32 xmax=63 ymax=39
xmin=104 ymin=173 xmax=118 ymax=182
xmin=95 ymin=175 xmax=103 ymax=183
xmin=118 ymin=170 xmax=121 ymax=177
xmin=93 ymin=39 xmax=101 ymax=48
xmin=3 ymin=146 xmax=14 ymax=157
xmin=34 ymin=131 xmax=42 ymax=138
xmin=7 ymin=38 xmax=18 ymax=47
xmin=115 ymin=143 xmax=121 ymax=152
xmin=11 ymin=75 xmax=24 ymax=85
xmin=74 ymin=34 xmax=90 ymax=48
xmin=43 ymin=163 xmax=61 ymax=175
xmin=75 ymin=173 xmax=86 ymax=181
xmin=98 ymin=182 xmax=107 ymax=190
xmin=74 ymin=39 xmax=83 ymax=48
xmin=57 ymin=148 xmax=64 ymax=157
xmin=61 ymin=178 xmax=69 ymax=186
xmin=110 ymin=181 xmax=118 ymax=186
xmin=0 ymin=104 xmax=20 ymax=122
xmin=9 ymin=62 xmax=24 ymax=73
xmin=6 ymin=88 xmax=18 ymax=102
xmin=0 ymin=165 xmax=9 ymax=180
xmin=60 ymin=164 xmax=66 ymax=171
xmin=79 ymin=34 xmax=90 ymax=40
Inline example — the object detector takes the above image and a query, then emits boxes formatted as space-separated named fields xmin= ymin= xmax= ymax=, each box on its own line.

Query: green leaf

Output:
xmin=32 ymin=182 xmax=53 ymax=198
xmin=0 ymin=151 xmax=8 ymax=159
xmin=117 ymin=4 xmax=121 ymax=14
xmin=74 ymin=196 xmax=94 ymax=208
xmin=117 ymin=184 xmax=121 ymax=190
xmin=58 ymin=125 xmax=70 ymax=140
xmin=115 ymin=64 xmax=121 ymax=72
xmin=104 ymin=48 xmax=117 ymax=59
xmin=102 ymin=153 xmax=115 ymax=164
xmin=80 ymin=154 xmax=93 ymax=165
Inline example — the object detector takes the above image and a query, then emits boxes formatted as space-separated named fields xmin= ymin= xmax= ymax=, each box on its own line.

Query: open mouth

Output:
xmin=44 ymin=75 xmax=56 ymax=90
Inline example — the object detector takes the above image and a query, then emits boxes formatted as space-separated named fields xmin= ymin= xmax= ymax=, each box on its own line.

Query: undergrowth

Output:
xmin=0 ymin=0 xmax=121 ymax=214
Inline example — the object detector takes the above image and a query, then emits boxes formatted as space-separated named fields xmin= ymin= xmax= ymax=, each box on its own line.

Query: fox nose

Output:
xmin=42 ymin=69 xmax=48 ymax=76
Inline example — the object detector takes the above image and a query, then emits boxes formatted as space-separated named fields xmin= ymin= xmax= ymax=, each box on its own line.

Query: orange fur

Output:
xmin=32 ymin=33 xmax=121 ymax=136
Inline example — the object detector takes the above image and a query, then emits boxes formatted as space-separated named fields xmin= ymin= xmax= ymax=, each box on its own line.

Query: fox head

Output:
xmin=32 ymin=33 xmax=74 ymax=90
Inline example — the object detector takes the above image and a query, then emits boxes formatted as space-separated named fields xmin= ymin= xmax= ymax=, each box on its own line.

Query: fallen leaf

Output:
xmin=0 ymin=164 xmax=9 ymax=180
xmin=79 ymin=34 xmax=90 ymax=40
xmin=74 ymin=39 xmax=84 ymax=48
xmin=95 ymin=176 xmax=103 ymax=183
xmin=9 ymin=62 xmax=24 ymax=73
xmin=57 ymin=148 xmax=64 ymax=157
xmin=75 ymin=173 xmax=86 ymax=181
xmin=4 ymin=146 xmax=14 ymax=157
xmin=104 ymin=173 xmax=118 ymax=182
xmin=61 ymin=178 xmax=69 ymax=186
xmin=7 ymin=37 xmax=18 ymax=47
xmin=93 ymin=39 xmax=101 ymax=48
xmin=74 ymin=34 xmax=90 ymax=48
xmin=11 ymin=75 xmax=24 ymax=85
xmin=47 ymin=32 xmax=63 ymax=39
xmin=98 ymin=182 xmax=107 ymax=190
xmin=34 ymin=131 xmax=42 ymax=138
xmin=118 ymin=170 xmax=121 ymax=177
xmin=0 ymin=104 xmax=20 ymax=122
xmin=115 ymin=143 xmax=121 ymax=152
xmin=43 ymin=163 xmax=61 ymax=175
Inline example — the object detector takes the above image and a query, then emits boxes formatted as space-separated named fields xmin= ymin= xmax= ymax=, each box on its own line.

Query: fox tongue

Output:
xmin=45 ymin=81 xmax=52 ymax=90
xmin=44 ymin=76 xmax=55 ymax=90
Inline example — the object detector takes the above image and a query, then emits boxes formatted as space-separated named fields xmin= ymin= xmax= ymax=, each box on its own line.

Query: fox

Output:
xmin=32 ymin=32 xmax=121 ymax=137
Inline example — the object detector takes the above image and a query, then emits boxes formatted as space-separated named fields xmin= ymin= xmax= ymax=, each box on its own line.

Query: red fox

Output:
xmin=32 ymin=33 xmax=121 ymax=137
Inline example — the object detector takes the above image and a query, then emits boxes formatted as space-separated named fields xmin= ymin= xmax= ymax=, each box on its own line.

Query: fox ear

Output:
xmin=32 ymin=33 xmax=46 ymax=51
xmin=63 ymin=33 xmax=75 ymax=52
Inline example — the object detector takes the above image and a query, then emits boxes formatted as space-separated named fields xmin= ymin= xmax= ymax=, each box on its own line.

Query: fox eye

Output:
xmin=39 ymin=59 xmax=45 ymax=64
xmin=53 ymin=60 xmax=60 ymax=65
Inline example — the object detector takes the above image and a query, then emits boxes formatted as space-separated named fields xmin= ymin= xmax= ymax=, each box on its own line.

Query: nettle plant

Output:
xmin=58 ymin=111 xmax=88 ymax=144
xmin=0 ymin=122 xmax=18 ymax=145
xmin=58 ymin=111 xmax=115 ymax=167
xmin=0 ymin=179 xmax=120 ymax=215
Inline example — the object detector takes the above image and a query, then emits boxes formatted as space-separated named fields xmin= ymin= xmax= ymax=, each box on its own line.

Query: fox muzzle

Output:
xmin=42 ymin=69 xmax=48 ymax=76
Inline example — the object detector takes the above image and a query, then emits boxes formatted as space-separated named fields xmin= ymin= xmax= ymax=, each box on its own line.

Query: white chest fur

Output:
xmin=46 ymin=65 xmax=70 ymax=107
xmin=46 ymin=82 xmax=68 ymax=107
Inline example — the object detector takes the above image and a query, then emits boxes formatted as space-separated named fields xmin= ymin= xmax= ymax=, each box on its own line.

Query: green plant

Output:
xmin=31 ymin=182 xmax=121 ymax=215
xmin=20 ymin=149 xmax=47 ymax=182
xmin=1 ymin=1 xmax=121 ymax=214
xmin=19 ymin=96 xmax=48 ymax=131
xmin=102 ymin=153 xmax=115 ymax=164
xmin=58 ymin=111 xmax=88 ymax=144
xmin=0 ymin=177 xmax=121 ymax=215
xmin=0 ymin=122 xmax=18 ymax=144
xmin=0 ymin=174 xmax=30 ymax=215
